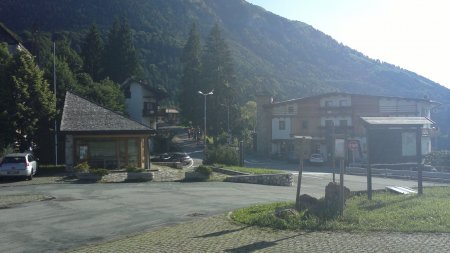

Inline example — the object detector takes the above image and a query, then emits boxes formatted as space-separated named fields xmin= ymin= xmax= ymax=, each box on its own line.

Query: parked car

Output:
xmin=150 ymin=152 xmax=193 ymax=165
xmin=150 ymin=153 xmax=171 ymax=163
xmin=309 ymin=153 xmax=325 ymax=165
xmin=170 ymin=152 xmax=193 ymax=165
xmin=0 ymin=153 xmax=38 ymax=180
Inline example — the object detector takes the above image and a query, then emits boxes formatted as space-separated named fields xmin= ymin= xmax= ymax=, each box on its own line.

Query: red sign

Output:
xmin=348 ymin=140 xmax=358 ymax=150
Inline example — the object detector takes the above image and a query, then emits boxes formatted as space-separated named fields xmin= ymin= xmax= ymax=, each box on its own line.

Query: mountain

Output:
xmin=1 ymin=0 xmax=449 ymax=104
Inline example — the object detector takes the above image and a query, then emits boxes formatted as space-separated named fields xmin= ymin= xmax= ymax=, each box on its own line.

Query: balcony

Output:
xmin=319 ymin=106 xmax=353 ymax=115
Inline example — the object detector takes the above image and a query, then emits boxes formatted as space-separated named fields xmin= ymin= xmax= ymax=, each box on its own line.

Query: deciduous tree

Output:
xmin=0 ymin=44 xmax=56 ymax=151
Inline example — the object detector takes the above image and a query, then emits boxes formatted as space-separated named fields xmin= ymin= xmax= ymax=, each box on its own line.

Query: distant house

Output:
xmin=158 ymin=108 xmax=181 ymax=126
xmin=121 ymin=77 xmax=169 ymax=129
xmin=0 ymin=22 xmax=29 ymax=54
xmin=256 ymin=92 xmax=439 ymax=162
xmin=60 ymin=92 xmax=156 ymax=170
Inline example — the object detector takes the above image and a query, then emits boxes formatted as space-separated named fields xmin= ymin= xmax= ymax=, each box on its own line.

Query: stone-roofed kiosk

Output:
xmin=60 ymin=92 xmax=156 ymax=171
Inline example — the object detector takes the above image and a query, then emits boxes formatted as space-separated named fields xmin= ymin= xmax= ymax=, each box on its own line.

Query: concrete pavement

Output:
xmin=0 ymin=174 xmax=445 ymax=252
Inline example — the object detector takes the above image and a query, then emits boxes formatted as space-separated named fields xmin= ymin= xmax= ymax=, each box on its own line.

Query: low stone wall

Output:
xmin=212 ymin=167 xmax=249 ymax=176
xmin=224 ymin=173 xmax=293 ymax=187
xmin=152 ymin=162 xmax=183 ymax=169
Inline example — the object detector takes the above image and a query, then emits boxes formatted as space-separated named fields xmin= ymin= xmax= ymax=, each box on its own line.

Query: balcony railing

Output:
xmin=319 ymin=106 xmax=353 ymax=114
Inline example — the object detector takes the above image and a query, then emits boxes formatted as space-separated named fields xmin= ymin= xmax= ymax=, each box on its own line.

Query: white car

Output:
xmin=309 ymin=153 xmax=325 ymax=165
xmin=0 ymin=153 xmax=38 ymax=180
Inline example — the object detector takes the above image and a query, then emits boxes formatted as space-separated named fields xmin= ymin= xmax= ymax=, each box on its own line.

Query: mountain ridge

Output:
xmin=0 ymin=0 xmax=449 ymax=104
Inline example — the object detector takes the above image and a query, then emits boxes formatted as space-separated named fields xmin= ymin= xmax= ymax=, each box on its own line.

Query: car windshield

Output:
xmin=3 ymin=156 xmax=26 ymax=163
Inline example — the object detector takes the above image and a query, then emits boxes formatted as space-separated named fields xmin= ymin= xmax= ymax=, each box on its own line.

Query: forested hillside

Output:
xmin=2 ymin=0 xmax=449 ymax=102
xmin=1 ymin=0 xmax=449 ymax=144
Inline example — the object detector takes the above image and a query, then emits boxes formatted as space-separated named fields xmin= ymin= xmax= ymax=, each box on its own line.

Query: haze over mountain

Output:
xmin=1 ymin=0 xmax=449 ymax=104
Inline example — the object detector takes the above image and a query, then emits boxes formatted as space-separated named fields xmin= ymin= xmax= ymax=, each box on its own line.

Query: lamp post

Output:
xmin=198 ymin=90 xmax=214 ymax=147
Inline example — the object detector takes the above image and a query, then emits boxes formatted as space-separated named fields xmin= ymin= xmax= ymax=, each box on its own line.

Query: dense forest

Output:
xmin=0 ymin=0 xmax=449 ymax=148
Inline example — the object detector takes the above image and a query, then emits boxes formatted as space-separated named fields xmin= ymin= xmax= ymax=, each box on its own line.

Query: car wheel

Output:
xmin=28 ymin=170 xmax=33 ymax=180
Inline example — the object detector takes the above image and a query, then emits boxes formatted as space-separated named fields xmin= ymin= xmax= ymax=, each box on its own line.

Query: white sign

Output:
xmin=335 ymin=139 xmax=346 ymax=158
xmin=402 ymin=132 xmax=416 ymax=156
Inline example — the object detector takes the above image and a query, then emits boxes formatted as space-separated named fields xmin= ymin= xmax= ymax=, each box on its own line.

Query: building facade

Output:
xmin=121 ymin=78 xmax=169 ymax=129
xmin=256 ymin=92 xmax=438 ymax=163
xmin=121 ymin=78 xmax=180 ymax=129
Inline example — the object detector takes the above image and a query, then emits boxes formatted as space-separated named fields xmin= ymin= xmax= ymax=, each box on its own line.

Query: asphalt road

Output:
xmin=0 ymin=174 xmax=445 ymax=253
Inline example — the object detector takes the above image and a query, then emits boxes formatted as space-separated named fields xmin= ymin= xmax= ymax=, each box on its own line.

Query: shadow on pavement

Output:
xmin=224 ymin=234 xmax=303 ymax=253
xmin=194 ymin=226 xmax=250 ymax=238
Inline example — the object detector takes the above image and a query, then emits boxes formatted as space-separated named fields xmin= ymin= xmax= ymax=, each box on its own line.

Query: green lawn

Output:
xmin=224 ymin=166 xmax=284 ymax=175
xmin=231 ymin=187 xmax=450 ymax=232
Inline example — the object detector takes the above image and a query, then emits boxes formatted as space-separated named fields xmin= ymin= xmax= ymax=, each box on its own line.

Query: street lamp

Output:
xmin=198 ymin=90 xmax=214 ymax=147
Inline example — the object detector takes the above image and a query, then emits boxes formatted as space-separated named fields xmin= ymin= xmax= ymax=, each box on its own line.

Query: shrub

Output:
xmin=38 ymin=165 xmax=66 ymax=175
xmin=74 ymin=161 xmax=90 ymax=173
xmin=203 ymin=145 xmax=238 ymax=165
xmin=89 ymin=168 xmax=109 ymax=176
xmin=195 ymin=165 xmax=212 ymax=176
xmin=126 ymin=166 xmax=145 ymax=173
xmin=424 ymin=150 xmax=450 ymax=168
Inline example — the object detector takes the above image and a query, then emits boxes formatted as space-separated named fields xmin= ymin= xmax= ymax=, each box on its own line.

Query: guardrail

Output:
xmin=346 ymin=167 xmax=450 ymax=183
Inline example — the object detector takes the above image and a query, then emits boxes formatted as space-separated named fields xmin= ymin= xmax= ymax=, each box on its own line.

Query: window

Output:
xmin=279 ymin=120 xmax=286 ymax=130
xmin=325 ymin=101 xmax=333 ymax=107
xmin=143 ymin=102 xmax=156 ymax=116
xmin=302 ymin=120 xmax=308 ymax=129
xmin=325 ymin=120 xmax=334 ymax=127
xmin=288 ymin=106 xmax=294 ymax=113
xmin=339 ymin=120 xmax=348 ymax=127
xmin=339 ymin=100 xmax=348 ymax=107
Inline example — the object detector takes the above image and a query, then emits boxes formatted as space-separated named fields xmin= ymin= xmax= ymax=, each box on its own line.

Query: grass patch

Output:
xmin=225 ymin=166 xmax=283 ymax=175
xmin=231 ymin=187 xmax=450 ymax=232
xmin=231 ymin=202 xmax=321 ymax=230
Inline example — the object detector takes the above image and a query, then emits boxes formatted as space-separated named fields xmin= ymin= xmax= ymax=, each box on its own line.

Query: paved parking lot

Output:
xmin=0 ymin=173 xmax=446 ymax=252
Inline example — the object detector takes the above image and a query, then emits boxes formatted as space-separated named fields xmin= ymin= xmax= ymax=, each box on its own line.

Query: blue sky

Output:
xmin=246 ymin=0 xmax=450 ymax=89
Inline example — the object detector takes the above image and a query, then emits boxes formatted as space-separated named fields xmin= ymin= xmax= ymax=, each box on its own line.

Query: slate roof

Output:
xmin=121 ymin=77 xmax=169 ymax=99
xmin=268 ymin=92 xmax=440 ymax=107
xmin=361 ymin=117 xmax=434 ymax=126
xmin=0 ymin=22 xmax=21 ymax=45
xmin=60 ymin=92 xmax=155 ymax=134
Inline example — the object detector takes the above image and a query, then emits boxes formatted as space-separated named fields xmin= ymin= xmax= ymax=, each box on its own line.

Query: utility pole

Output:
xmin=53 ymin=42 xmax=58 ymax=166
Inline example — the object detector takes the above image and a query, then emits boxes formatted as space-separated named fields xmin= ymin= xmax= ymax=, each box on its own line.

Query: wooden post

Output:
xmin=417 ymin=126 xmax=423 ymax=195
xmin=295 ymin=138 xmax=304 ymax=211
xmin=367 ymin=129 xmax=372 ymax=200
xmin=340 ymin=159 xmax=345 ymax=215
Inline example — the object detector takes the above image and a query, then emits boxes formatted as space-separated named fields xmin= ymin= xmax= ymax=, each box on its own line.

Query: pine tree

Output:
xmin=81 ymin=24 xmax=103 ymax=81
xmin=103 ymin=17 xmax=139 ymax=83
xmin=201 ymin=23 xmax=238 ymax=137
xmin=180 ymin=23 xmax=202 ymax=127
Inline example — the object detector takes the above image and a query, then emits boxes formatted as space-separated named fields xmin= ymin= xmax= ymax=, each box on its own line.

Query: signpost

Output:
xmin=348 ymin=140 xmax=358 ymax=165
xmin=293 ymin=136 xmax=312 ymax=211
